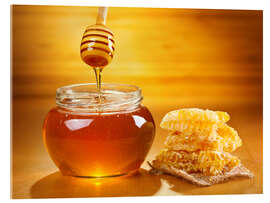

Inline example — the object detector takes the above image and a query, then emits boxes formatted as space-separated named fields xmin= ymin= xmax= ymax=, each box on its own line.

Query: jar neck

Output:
xmin=56 ymin=83 xmax=143 ymax=113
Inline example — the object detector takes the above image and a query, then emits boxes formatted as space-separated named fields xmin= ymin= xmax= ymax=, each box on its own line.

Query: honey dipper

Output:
xmin=80 ymin=7 xmax=115 ymax=68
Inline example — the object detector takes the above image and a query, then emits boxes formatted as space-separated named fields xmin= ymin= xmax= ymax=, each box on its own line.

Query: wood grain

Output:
xmin=11 ymin=5 xmax=262 ymax=198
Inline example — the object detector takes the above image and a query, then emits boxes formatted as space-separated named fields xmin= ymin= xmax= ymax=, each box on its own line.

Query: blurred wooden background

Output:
xmin=11 ymin=5 xmax=262 ymax=198
xmin=12 ymin=5 xmax=262 ymax=107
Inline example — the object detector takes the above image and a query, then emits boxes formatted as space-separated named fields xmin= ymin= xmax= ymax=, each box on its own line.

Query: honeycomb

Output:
xmin=154 ymin=149 xmax=240 ymax=176
xmin=164 ymin=123 xmax=242 ymax=152
xmin=152 ymin=108 xmax=243 ymax=177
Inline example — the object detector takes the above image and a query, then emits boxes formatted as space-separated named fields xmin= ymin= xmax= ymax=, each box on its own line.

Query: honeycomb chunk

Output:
xmin=164 ymin=124 xmax=242 ymax=152
xmin=160 ymin=108 xmax=229 ymax=131
xmin=164 ymin=131 xmax=223 ymax=152
xmin=154 ymin=149 xmax=240 ymax=176
xmin=160 ymin=109 xmax=229 ymax=137
xmin=217 ymin=123 xmax=242 ymax=152
xmin=162 ymin=120 xmax=218 ymax=139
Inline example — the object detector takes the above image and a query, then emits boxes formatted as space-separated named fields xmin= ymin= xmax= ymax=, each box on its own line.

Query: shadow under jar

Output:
xmin=43 ymin=83 xmax=155 ymax=178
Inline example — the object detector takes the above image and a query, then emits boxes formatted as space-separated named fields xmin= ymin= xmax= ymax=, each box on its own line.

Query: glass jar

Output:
xmin=43 ymin=83 xmax=155 ymax=178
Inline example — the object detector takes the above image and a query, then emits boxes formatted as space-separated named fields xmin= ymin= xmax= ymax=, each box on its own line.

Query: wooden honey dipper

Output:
xmin=80 ymin=7 xmax=115 ymax=92
xmin=80 ymin=7 xmax=115 ymax=69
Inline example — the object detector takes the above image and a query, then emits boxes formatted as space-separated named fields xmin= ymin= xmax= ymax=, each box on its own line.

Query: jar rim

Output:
xmin=56 ymin=83 xmax=142 ymax=112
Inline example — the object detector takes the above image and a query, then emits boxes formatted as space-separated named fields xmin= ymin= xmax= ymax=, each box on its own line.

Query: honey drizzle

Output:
xmin=93 ymin=67 xmax=103 ymax=103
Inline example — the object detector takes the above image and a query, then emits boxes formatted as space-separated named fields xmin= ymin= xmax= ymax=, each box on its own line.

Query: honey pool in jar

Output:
xmin=43 ymin=83 xmax=155 ymax=178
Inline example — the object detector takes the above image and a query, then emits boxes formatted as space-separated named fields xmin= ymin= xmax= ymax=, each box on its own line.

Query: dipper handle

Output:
xmin=96 ymin=7 xmax=108 ymax=25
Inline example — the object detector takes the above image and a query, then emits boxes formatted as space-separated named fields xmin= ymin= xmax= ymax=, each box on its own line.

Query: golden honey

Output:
xmin=43 ymin=83 xmax=155 ymax=177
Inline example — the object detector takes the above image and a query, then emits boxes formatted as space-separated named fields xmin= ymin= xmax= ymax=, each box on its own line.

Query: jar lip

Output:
xmin=56 ymin=83 xmax=142 ymax=112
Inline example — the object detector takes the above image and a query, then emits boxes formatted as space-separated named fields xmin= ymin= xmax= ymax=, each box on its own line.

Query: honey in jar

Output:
xmin=43 ymin=83 xmax=155 ymax=177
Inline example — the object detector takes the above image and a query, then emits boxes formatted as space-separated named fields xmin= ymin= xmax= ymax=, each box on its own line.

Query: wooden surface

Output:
xmin=11 ymin=5 xmax=262 ymax=198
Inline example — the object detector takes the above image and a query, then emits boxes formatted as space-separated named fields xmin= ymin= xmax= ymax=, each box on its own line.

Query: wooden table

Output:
xmin=12 ymin=98 xmax=262 ymax=198
xmin=11 ymin=5 xmax=262 ymax=198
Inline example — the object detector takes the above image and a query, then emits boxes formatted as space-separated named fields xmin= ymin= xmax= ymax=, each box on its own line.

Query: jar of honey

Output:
xmin=43 ymin=83 xmax=155 ymax=178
